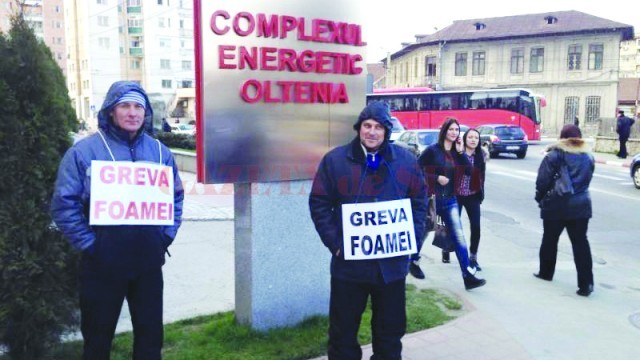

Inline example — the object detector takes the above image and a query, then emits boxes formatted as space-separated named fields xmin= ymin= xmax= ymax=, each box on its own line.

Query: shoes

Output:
xmin=470 ymin=259 xmax=482 ymax=271
xmin=409 ymin=260 xmax=425 ymax=279
xmin=576 ymin=285 xmax=594 ymax=297
xmin=533 ymin=273 xmax=552 ymax=281
xmin=442 ymin=251 xmax=450 ymax=263
xmin=464 ymin=274 xmax=486 ymax=290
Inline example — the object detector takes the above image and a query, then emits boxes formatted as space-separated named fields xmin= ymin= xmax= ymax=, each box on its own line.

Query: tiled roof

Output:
xmin=391 ymin=10 xmax=634 ymax=61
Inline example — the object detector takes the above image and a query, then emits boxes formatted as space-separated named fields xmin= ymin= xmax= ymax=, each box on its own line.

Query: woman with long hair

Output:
xmin=457 ymin=128 xmax=486 ymax=270
xmin=534 ymin=124 xmax=594 ymax=296
xmin=419 ymin=118 xmax=486 ymax=290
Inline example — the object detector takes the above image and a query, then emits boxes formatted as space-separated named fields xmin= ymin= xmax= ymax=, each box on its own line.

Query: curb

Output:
xmin=594 ymin=158 xmax=631 ymax=168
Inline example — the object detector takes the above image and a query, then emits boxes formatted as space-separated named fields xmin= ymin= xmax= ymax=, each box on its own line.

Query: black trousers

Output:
xmin=79 ymin=261 xmax=164 ymax=360
xmin=618 ymin=137 xmax=628 ymax=158
xmin=457 ymin=194 xmax=482 ymax=255
xmin=328 ymin=277 xmax=406 ymax=360
xmin=538 ymin=218 xmax=593 ymax=290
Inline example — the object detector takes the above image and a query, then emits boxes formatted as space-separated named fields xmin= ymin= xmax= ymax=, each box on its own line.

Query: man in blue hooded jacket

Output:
xmin=51 ymin=81 xmax=184 ymax=359
xmin=309 ymin=101 xmax=427 ymax=360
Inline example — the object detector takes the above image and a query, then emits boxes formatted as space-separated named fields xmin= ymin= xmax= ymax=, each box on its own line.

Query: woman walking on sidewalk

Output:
xmin=457 ymin=128 xmax=487 ymax=270
xmin=534 ymin=124 xmax=595 ymax=296
xmin=419 ymin=118 xmax=486 ymax=290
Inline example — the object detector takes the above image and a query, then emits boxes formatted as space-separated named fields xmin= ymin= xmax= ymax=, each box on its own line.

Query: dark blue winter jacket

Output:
xmin=309 ymin=137 xmax=427 ymax=284
xmin=51 ymin=81 xmax=184 ymax=274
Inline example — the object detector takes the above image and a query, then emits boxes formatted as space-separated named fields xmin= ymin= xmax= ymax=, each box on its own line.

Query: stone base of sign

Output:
xmin=234 ymin=181 xmax=330 ymax=331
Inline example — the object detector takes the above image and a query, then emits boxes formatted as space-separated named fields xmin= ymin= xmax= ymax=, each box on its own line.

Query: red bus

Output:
xmin=367 ymin=88 xmax=545 ymax=140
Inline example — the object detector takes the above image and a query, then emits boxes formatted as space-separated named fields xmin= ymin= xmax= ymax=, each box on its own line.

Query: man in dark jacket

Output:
xmin=309 ymin=101 xmax=427 ymax=360
xmin=616 ymin=110 xmax=635 ymax=158
xmin=51 ymin=81 xmax=184 ymax=359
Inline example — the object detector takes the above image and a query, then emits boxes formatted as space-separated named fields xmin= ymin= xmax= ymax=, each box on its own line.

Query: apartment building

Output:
xmin=64 ymin=0 xmax=195 ymax=130
xmin=620 ymin=37 xmax=640 ymax=78
xmin=1 ymin=0 xmax=67 ymax=76
xmin=383 ymin=11 xmax=634 ymax=135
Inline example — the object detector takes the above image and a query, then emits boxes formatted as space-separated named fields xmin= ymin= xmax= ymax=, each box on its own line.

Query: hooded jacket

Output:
xmin=309 ymin=137 xmax=427 ymax=285
xmin=51 ymin=81 xmax=184 ymax=274
xmin=535 ymin=139 xmax=594 ymax=220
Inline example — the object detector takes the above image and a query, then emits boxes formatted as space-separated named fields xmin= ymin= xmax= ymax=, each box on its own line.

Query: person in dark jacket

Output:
xmin=616 ymin=110 xmax=635 ymax=159
xmin=309 ymin=101 xmax=427 ymax=360
xmin=419 ymin=118 xmax=486 ymax=290
xmin=51 ymin=81 xmax=184 ymax=359
xmin=534 ymin=124 xmax=594 ymax=297
xmin=456 ymin=128 xmax=486 ymax=270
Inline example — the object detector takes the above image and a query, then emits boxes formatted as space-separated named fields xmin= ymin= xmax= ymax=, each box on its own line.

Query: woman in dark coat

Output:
xmin=534 ymin=124 xmax=595 ymax=296
xmin=457 ymin=128 xmax=486 ymax=270
xmin=419 ymin=118 xmax=486 ymax=290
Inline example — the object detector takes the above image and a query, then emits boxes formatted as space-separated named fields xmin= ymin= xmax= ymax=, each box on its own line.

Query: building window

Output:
xmin=128 ymin=0 xmax=141 ymax=5
xmin=130 ymin=59 xmax=140 ymax=69
xmin=97 ymin=0 xmax=107 ymax=4
xmin=588 ymin=44 xmax=603 ymax=70
xmin=54 ymin=5 xmax=61 ymax=12
xmin=585 ymin=96 xmax=601 ymax=123
xmin=158 ymin=0 xmax=163 ymax=4
xmin=160 ymin=59 xmax=171 ymax=69
xmin=529 ymin=47 xmax=544 ymax=73
xmin=564 ymin=96 xmax=579 ymax=124
xmin=162 ymin=80 xmax=172 ymax=88
xmin=159 ymin=38 xmax=171 ymax=48
xmin=98 ymin=16 xmax=109 ymax=26
xmin=128 ymin=18 xmax=142 ymax=27
xmin=472 ymin=51 xmax=485 ymax=75
xmin=455 ymin=52 xmax=467 ymax=76
xmin=98 ymin=37 xmax=110 ymax=48
xmin=425 ymin=56 xmax=436 ymax=77
xmin=567 ymin=45 xmax=582 ymax=70
xmin=510 ymin=48 xmax=524 ymax=74
xmin=181 ymin=60 xmax=192 ymax=70
xmin=158 ymin=18 xmax=165 ymax=27
xmin=179 ymin=80 xmax=193 ymax=88
xmin=180 ymin=19 xmax=184 ymax=29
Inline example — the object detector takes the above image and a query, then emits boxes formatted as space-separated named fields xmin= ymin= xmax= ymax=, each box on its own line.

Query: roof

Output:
xmin=390 ymin=10 xmax=634 ymax=61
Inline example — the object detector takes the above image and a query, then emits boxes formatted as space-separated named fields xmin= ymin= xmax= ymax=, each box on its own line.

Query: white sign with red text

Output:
xmin=89 ymin=161 xmax=174 ymax=225
xmin=341 ymin=199 xmax=416 ymax=260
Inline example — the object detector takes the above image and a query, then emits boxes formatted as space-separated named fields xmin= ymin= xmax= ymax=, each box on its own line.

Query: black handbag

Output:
xmin=431 ymin=216 xmax=455 ymax=252
xmin=539 ymin=152 xmax=574 ymax=209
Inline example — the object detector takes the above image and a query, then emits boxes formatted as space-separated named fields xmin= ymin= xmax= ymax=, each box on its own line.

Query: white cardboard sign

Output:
xmin=89 ymin=161 xmax=174 ymax=225
xmin=341 ymin=199 xmax=416 ymax=260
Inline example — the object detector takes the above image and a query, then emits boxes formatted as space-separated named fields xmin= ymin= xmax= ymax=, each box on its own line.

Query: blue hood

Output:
xmin=98 ymin=81 xmax=154 ymax=136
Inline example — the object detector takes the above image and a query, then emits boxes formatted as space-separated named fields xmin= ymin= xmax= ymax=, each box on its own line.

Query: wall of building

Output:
xmin=388 ymin=31 xmax=624 ymax=135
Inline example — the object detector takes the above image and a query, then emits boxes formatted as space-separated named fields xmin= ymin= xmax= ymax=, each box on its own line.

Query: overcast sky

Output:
xmin=362 ymin=1 xmax=639 ymax=62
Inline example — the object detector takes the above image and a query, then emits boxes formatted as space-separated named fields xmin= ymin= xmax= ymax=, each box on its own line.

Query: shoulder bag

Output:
xmin=539 ymin=151 xmax=574 ymax=209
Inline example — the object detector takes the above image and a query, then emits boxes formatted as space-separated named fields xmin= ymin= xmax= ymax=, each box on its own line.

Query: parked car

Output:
xmin=477 ymin=124 xmax=528 ymax=159
xmin=170 ymin=123 xmax=196 ymax=136
xmin=393 ymin=129 xmax=440 ymax=157
xmin=631 ymin=153 xmax=640 ymax=189
xmin=389 ymin=116 xmax=405 ymax=142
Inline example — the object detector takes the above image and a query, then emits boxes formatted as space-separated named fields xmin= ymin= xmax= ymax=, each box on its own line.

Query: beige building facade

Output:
xmin=383 ymin=11 xmax=634 ymax=135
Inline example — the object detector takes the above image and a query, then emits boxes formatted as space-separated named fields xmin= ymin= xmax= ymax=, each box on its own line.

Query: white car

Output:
xmin=170 ymin=124 xmax=196 ymax=136
xmin=389 ymin=116 xmax=405 ymax=142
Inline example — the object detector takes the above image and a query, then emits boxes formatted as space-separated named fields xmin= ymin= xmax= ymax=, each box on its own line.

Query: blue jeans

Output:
xmin=437 ymin=196 xmax=472 ymax=277
xmin=457 ymin=194 xmax=482 ymax=255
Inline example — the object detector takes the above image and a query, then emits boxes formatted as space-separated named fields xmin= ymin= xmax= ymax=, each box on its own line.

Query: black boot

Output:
xmin=409 ymin=260 xmax=425 ymax=279
xmin=442 ymin=251 xmax=450 ymax=263
xmin=464 ymin=274 xmax=486 ymax=290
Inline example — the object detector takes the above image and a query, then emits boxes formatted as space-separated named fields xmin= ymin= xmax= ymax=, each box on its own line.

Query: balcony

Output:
xmin=128 ymin=26 xmax=143 ymax=34
xmin=129 ymin=47 xmax=143 ymax=56
xmin=127 ymin=6 xmax=141 ymax=13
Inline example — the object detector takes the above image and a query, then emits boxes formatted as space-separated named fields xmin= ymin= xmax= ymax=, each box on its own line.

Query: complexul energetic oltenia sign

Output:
xmin=194 ymin=1 xmax=367 ymax=184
